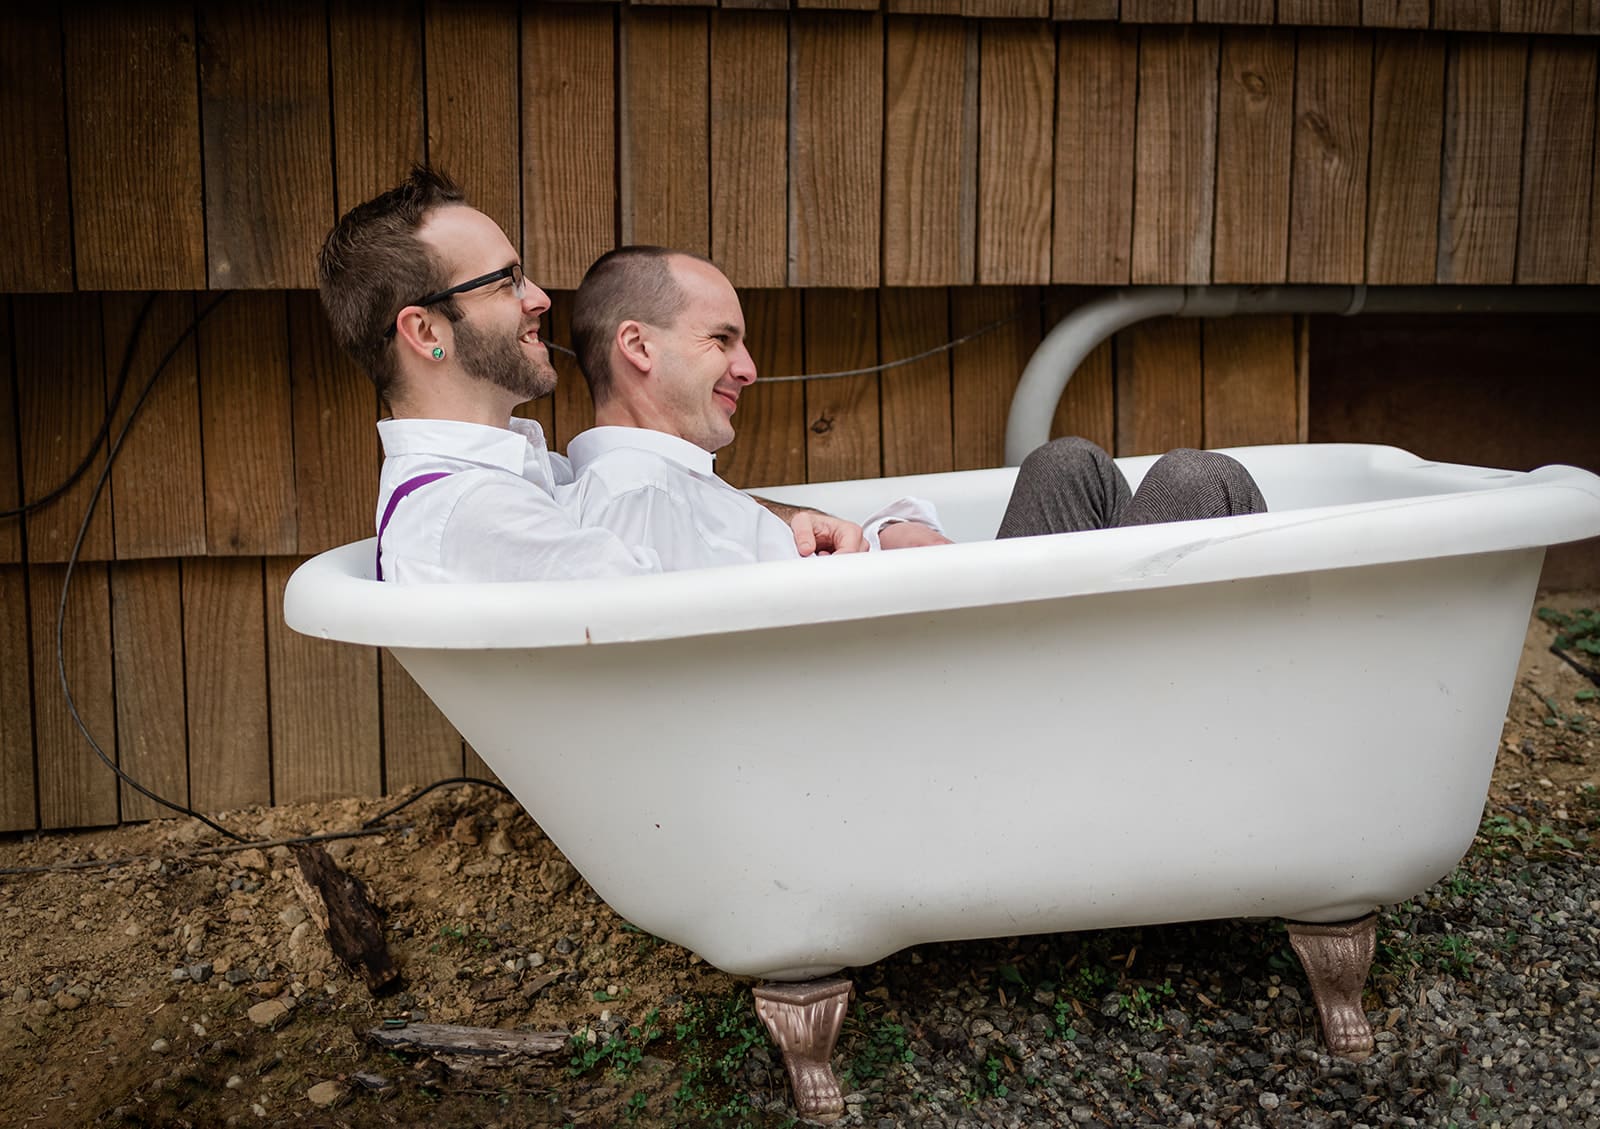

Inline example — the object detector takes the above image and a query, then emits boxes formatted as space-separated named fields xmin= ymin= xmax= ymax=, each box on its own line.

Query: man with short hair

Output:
xmin=565 ymin=246 xmax=1267 ymax=566
xmin=565 ymin=247 xmax=947 ymax=570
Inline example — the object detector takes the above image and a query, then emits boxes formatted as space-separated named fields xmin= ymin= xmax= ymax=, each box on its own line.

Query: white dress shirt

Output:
xmin=376 ymin=417 xmax=661 ymax=583
xmin=565 ymin=426 xmax=943 ymax=572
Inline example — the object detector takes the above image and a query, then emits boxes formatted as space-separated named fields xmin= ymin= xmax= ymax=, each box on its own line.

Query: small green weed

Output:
xmin=567 ymin=1008 xmax=663 ymax=1080
xmin=842 ymin=1005 xmax=914 ymax=1089
xmin=1117 ymin=979 xmax=1176 ymax=1031
xmin=1538 ymin=606 xmax=1600 ymax=655
xmin=1478 ymin=813 xmax=1574 ymax=858
xmin=963 ymin=1053 xmax=1012 ymax=1101
xmin=668 ymin=991 xmax=768 ymax=1128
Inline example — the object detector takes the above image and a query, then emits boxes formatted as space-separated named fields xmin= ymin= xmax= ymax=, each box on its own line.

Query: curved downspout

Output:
xmin=1004 ymin=285 xmax=1600 ymax=466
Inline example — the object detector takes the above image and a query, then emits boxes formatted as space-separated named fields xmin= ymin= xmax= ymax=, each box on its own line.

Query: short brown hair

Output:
xmin=316 ymin=166 xmax=467 ymax=401
xmin=572 ymin=246 xmax=713 ymax=404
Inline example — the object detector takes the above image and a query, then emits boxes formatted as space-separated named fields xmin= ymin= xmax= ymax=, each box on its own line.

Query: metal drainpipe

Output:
xmin=1003 ymin=285 xmax=1600 ymax=467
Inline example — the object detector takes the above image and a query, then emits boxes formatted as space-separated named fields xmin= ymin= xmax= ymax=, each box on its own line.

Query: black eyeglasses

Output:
xmin=384 ymin=263 xmax=526 ymax=340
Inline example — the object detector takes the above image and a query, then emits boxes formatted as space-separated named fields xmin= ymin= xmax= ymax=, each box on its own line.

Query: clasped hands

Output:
xmin=788 ymin=512 xmax=952 ymax=556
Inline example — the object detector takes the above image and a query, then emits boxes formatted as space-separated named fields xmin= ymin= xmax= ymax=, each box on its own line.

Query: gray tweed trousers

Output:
xmin=996 ymin=437 xmax=1267 ymax=539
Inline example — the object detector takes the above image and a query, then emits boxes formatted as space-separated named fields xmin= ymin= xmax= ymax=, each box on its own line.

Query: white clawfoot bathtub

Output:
xmin=286 ymin=444 xmax=1600 ymax=979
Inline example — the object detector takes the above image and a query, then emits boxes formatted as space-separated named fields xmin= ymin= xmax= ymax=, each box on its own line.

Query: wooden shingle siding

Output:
xmin=330 ymin=1 xmax=426 ymax=219
xmin=710 ymin=10 xmax=789 ymax=286
xmin=1437 ymin=35 xmax=1528 ymax=283
xmin=1516 ymin=38 xmax=1598 ymax=282
xmin=1366 ymin=32 xmax=1447 ymax=283
xmin=803 ymin=290 xmax=884 ymax=483
xmin=1214 ymin=28 xmax=1295 ymax=282
xmin=182 ymin=557 xmax=272 ymax=813
xmin=1288 ymin=29 xmax=1373 ymax=283
xmin=1133 ymin=26 xmax=1220 ymax=283
xmin=30 ymin=562 xmax=118 ymax=829
xmin=623 ymin=7 xmax=712 ymax=253
xmin=111 ymin=560 xmax=189 ymax=822
xmin=1054 ymin=24 xmax=1139 ymax=283
xmin=0 ymin=567 xmax=33 ymax=832
xmin=978 ymin=21 xmax=1056 ymax=283
xmin=0 ymin=8 xmax=72 ymax=293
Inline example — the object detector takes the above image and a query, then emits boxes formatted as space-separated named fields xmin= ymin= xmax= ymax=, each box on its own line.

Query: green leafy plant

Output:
xmin=1479 ymin=813 xmax=1574 ymax=857
xmin=1539 ymin=606 xmax=1600 ymax=655
xmin=668 ymin=991 xmax=768 ymax=1128
xmin=1117 ymin=979 xmax=1176 ymax=1031
xmin=567 ymin=1008 xmax=663 ymax=1080
xmin=842 ymin=1006 xmax=914 ymax=1089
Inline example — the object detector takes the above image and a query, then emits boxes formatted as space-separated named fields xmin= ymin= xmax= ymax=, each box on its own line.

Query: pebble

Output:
xmin=486 ymin=830 xmax=514 ymax=857
xmin=150 ymin=1038 xmax=169 ymax=1054
xmin=539 ymin=859 xmax=578 ymax=895
xmin=247 ymin=999 xmax=290 ymax=1027
xmin=306 ymin=1080 xmax=345 ymax=1107
xmin=226 ymin=1074 xmax=243 ymax=1089
xmin=278 ymin=906 xmax=307 ymax=928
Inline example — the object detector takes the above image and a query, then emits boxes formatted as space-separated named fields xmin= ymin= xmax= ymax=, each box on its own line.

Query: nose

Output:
xmin=521 ymin=282 xmax=551 ymax=317
xmin=729 ymin=342 xmax=757 ymax=385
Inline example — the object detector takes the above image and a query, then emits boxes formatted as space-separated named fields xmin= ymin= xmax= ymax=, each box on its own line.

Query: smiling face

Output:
xmin=415 ymin=205 xmax=556 ymax=401
xmin=644 ymin=256 xmax=757 ymax=453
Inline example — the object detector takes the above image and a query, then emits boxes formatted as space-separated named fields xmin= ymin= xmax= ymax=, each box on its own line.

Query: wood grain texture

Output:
xmin=381 ymin=650 xmax=463 ymax=793
xmin=182 ymin=557 xmax=271 ymax=812
xmin=797 ymin=0 xmax=881 ymax=8
xmin=1499 ymin=0 xmax=1573 ymax=33
xmin=1213 ymin=28 xmax=1294 ymax=282
xmin=0 ymin=567 xmax=34 ymax=831
xmin=1122 ymin=0 xmax=1195 ymax=19
xmin=965 ymin=0 xmax=1050 ymax=14
xmin=883 ymin=17 xmax=977 ymax=285
xmin=198 ymin=0 xmax=334 ymax=289
xmin=1132 ymin=27 xmax=1219 ymax=284
xmin=266 ymin=556 xmax=381 ymax=804
xmin=879 ymin=289 xmax=954 ymax=477
xmin=64 ymin=3 xmax=206 ymax=290
xmin=790 ymin=11 xmax=884 ymax=286
xmin=1366 ymin=32 xmax=1446 ymax=283
xmin=1115 ymin=317 xmax=1202 ymax=455
xmin=623 ymin=7 xmax=711 ymax=252
xmin=289 ymin=293 xmax=380 ymax=554
xmin=30 ymin=563 xmax=118 ymax=828
xmin=717 ymin=290 xmax=806 ymax=487
xmin=524 ymin=4 xmax=616 ymax=289
xmin=889 ymin=0 xmax=964 ymax=12
xmin=1437 ymin=35 xmax=1527 ymax=283
xmin=1578 ymin=0 xmax=1600 ymax=34
xmin=110 ymin=560 xmax=189 ymax=822
xmin=1516 ymin=38 xmax=1597 ymax=283
xmin=330 ymin=0 xmax=425 ymax=216
xmin=1288 ymin=29 xmax=1373 ymax=283
xmin=105 ymin=294 xmax=207 ymax=559
xmin=1360 ymin=0 xmax=1430 ymax=25
xmin=1432 ymin=0 xmax=1498 ymax=29
xmin=16 ymin=294 xmax=112 ymax=563
xmin=802 ymin=290 xmax=882 ymax=483
xmin=0 ymin=8 xmax=72 ymax=292
xmin=427 ymin=0 xmax=521 ymax=251
xmin=1194 ymin=0 xmax=1274 ymax=18
xmin=1047 ymin=294 xmax=1115 ymax=452
xmin=1 ymin=304 xmax=21 ymax=565
xmin=198 ymin=292 xmax=298 ymax=554
xmin=1278 ymin=0 xmax=1361 ymax=22
xmin=1054 ymin=24 xmax=1138 ymax=283
xmin=1054 ymin=0 xmax=1120 ymax=17
xmin=1201 ymin=315 xmax=1298 ymax=447
xmin=951 ymin=287 xmax=1041 ymax=470
xmin=547 ymin=294 xmax=596 ymax=452
xmin=978 ymin=21 xmax=1055 ymax=283
xmin=710 ymin=10 xmax=788 ymax=286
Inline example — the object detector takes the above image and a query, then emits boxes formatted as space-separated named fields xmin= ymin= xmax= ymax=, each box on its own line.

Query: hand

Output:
xmin=790 ymin=511 xmax=867 ymax=556
xmin=877 ymin=521 xmax=954 ymax=550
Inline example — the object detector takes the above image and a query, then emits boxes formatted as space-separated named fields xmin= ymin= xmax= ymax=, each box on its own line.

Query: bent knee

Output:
xmin=1020 ymin=436 xmax=1112 ymax=476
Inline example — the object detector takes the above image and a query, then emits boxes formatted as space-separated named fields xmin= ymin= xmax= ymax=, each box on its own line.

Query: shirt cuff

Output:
xmin=862 ymin=496 xmax=944 ymax=550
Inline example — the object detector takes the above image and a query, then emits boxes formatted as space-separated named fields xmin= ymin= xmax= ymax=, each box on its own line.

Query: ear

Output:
xmin=615 ymin=319 xmax=653 ymax=377
xmin=394 ymin=306 xmax=451 ymax=362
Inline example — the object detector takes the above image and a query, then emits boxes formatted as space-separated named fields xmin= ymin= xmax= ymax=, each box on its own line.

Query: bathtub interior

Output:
xmin=748 ymin=443 xmax=1566 ymax=544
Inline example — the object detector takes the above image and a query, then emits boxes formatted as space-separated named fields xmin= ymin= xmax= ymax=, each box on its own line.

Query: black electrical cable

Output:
xmin=2 ymin=292 xmax=159 ymax=519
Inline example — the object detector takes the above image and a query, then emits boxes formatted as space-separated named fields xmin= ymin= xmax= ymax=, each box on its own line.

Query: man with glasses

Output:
xmin=316 ymin=166 xmax=666 ymax=582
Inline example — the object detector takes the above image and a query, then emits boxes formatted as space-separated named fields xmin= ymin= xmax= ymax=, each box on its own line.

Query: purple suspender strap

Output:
xmin=375 ymin=472 xmax=451 ymax=581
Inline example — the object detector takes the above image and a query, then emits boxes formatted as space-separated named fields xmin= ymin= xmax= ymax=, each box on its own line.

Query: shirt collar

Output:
xmin=567 ymin=426 xmax=715 ymax=476
xmin=378 ymin=416 xmax=549 ymax=474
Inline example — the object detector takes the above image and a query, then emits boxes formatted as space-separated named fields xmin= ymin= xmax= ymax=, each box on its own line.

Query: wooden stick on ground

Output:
xmin=289 ymin=842 xmax=400 ymax=995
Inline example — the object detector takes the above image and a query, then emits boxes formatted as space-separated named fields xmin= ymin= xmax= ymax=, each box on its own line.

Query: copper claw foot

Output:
xmin=1286 ymin=913 xmax=1377 ymax=1060
xmin=752 ymin=978 xmax=852 ymax=1122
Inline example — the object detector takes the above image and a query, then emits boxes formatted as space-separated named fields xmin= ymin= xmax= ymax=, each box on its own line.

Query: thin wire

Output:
xmin=541 ymin=303 xmax=1032 ymax=384
xmin=1 ymin=293 xmax=159 ymax=518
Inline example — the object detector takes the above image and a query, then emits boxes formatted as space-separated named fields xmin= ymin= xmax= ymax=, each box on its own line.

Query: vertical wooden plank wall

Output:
xmin=2 ymin=4 xmax=1596 ymax=830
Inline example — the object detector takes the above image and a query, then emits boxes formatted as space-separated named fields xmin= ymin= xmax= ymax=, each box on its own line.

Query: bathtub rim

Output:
xmin=283 ymin=443 xmax=1600 ymax=651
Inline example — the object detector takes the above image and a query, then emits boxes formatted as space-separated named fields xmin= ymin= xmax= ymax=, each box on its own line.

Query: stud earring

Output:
xmin=431 ymin=346 xmax=445 ymax=360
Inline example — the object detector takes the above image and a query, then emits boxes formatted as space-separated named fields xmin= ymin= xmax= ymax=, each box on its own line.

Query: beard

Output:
xmin=453 ymin=316 xmax=557 ymax=401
